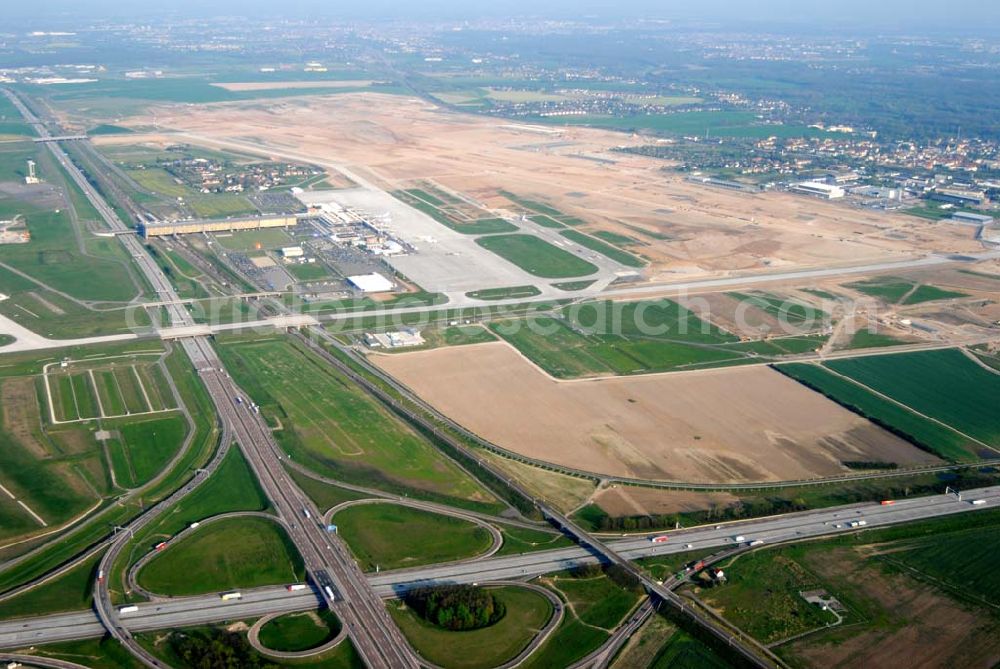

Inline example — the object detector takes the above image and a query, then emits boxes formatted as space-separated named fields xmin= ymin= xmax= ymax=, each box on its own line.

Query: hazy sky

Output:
xmin=11 ymin=0 xmax=1000 ymax=31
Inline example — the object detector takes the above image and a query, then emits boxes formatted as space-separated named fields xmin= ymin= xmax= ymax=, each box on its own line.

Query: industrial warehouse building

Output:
xmin=139 ymin=214 xmax=299 ymax=238
xmin=790 ymin=181 xmax=846 ymax=199
xmin=347 ymin=273 xmax=394 ymax=293
xmin=928 ymin=189 xmax=986 ymax=207
xmin=951 ymin=211 xmax=995 ymax=225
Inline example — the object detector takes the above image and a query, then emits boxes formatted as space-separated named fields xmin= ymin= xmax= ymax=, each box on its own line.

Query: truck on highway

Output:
xmin=733 ymin=535 xmax=746 ymax=542
xmin=154 ymin=541 xmax=168 ymax=551
xmin=848 ymin=520 xmax=867 ymax=528
xmin=220 ymin=592 xmax=242 ymax=601
xmin=323 ymin=585 xmax=336 ymax=601
xmin=119 ymin=605 xmax=139 ymax=615
xmin=287 ymin=584 xmax=307 ymax=592
xmin=971 ymin=499 xmax=988 ymax=505
xmin=649 ymin=535 xmax=669 ymax=543
xmin=98 ymin=569 xmax=105 ymax=583
xmin=880 ymin=500 xmax=895 ymax=506
xmin=749 ymin=539 xmax=764 ymax=547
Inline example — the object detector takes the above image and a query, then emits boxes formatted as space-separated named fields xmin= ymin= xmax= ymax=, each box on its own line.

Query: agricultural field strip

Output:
xmin=41 ymin=354 xmax=180 ymax=425
xmin=6 ymin=486 xmax=1000 ymax=649
xmin=0 ymin=480 xmax=46 ymax=527
xmin=811 ymin=361 xmax=996 ymax=452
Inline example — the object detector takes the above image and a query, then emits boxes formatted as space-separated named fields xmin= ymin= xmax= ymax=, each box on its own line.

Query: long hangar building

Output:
xmin=139 ymin=214 xmax=300 ymax=238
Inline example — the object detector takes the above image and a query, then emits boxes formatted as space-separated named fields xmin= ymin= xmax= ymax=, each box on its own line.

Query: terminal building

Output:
xmin=139 ymin=214 xmax=299 ymax=239
xmin=790 ymin=181 xmax=846 ymax=199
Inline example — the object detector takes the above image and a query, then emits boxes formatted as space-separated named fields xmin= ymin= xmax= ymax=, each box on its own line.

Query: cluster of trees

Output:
xmin=169 ymin=629 xmax=277 ymax=669
xmin=404 ymin=585 xmax=505 ymax=631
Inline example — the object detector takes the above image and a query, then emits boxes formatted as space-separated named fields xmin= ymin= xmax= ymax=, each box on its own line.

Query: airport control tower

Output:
xmin=24 ymin=159 xmax=40 ymax=185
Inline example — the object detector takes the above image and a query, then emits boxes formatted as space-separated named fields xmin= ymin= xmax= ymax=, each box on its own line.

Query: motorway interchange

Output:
xmin=1 ymin=87 xmax=998 ymax=669
xmin=1 ymin=486 xmax=997 ymax=650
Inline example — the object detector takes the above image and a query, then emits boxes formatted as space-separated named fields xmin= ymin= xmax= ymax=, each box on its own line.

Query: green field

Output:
xmin=287 ymin=467 xmax=369 ymax=511
xmin=843 ymin=328 xmax=907 ymax=350
xmin=903 ymin=284 xmax=968 ymax=304
xmin=529 ymin=214 xmax=565 ymax=229
xmin=216 ymin=336 xmax=498 ymax=509
xmin=393 ymin=190 xmax=518 ymax=235
xmin=824 ymin=349 xmax=1000 ymax=448
xmin=727 ymin=291 xmax=828 ymax=327
xmin=592 ymin=230 xmax=640 ymax=246
xmin=0 ymin=553 xmax=100 ymax=619
xmin=17 ymin=637 xmax=146 ymax=669
xmin=776 ymin=362 xmax=977 ymax=461
xmin=559 ymin=230 xmax=645 ymax=267
xmin=682 ymin=510 xmax=1000 ymax=660
xmin=136 ymin=516 xmax=304 ymax=596
xmin=390 ymin=586 xmax=554 ymax=669
xmin=465 ymin=285 xmax=541 ymax=300
xmin=650 ymin=628 xmax=733 ymax=669
xmin=214 ymin=228 xmax=295 ymax=251
xmin=0 ymin=387 xmax=111 ymax=540
xmin=124 ymin=446 xmax=270 ymax=553
xmin=693 ymin=549 xmax=837 ymax=644
xmin=287 ymin=262 xmax=334 ymax=282
xmin=522 ymin=573 xmax=641 ymax=669
xmin=418 ymin=325 xmax=498 ymax=350
xmin=0 ymin=203 xmax=140 ymax=303
xmin=488 ymin=299 xmax=822 ymax=378
xmin=476 ymin=234 xmax=598 ymax=279
xmin=495 ymin=525 xmax=573 ymax=557
xmin=258 ymin=609 xmax=341 ymax=652
xmin=846 ymin=277 xmax=967 ymax=305
xmin=880 ymin=522 xmax=1000 ymax=607
xmin=46 ymin=359 xmax=176 ymax=422
xmin=111 ymin=415 xmax=186 ymax=487
xmin=334 ymin=503 xmax=494 ymax=571
xmin=0 ymin=343 xmax=216 ymax=595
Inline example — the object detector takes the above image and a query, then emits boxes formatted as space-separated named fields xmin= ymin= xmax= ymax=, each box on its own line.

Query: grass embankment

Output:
xmin=334 ymin=503 xmax=494 ymax=572
xmin=390 ymin=586 xmax=553 ymax=669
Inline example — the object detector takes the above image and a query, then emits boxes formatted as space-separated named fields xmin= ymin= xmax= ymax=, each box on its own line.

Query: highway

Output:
xmin=3 ymin=87 xmax=999 ymax=666
xmin=2 ymin=486 xmax=996 ymax=650
xmin=1 ymin=89 xmax=419 ymax=669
